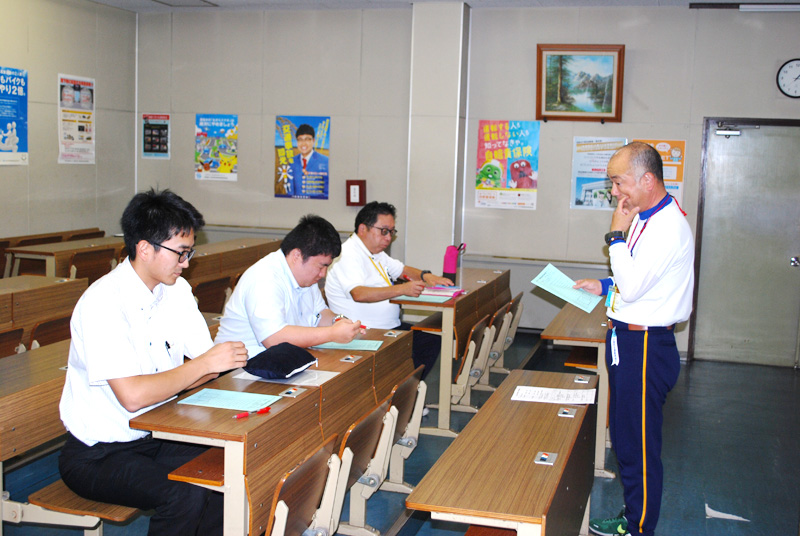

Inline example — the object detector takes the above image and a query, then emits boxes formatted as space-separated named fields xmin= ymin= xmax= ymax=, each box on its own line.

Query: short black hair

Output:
xmin=281 ymin=214 xmax=341 ymax=260
xmin=355 ymin=201 xmax=396 ymax=233
xmin=625 ymin=141 xmax=664 ymax=182
xmin=295 ymin=124 xmax=315 ymax=139
xmin=121 ymin=188 xmax=205 ymax=260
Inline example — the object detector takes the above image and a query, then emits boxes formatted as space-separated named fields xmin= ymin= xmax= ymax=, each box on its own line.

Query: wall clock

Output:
xmin=777 ymin=58 xmax=800 ymax=98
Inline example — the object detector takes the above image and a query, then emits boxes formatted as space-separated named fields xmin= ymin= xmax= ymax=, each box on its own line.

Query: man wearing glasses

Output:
xmin=59 ymin=189 xmax=249 ymax=536
xmin=325 ymin=201 xmax=452 ymax=378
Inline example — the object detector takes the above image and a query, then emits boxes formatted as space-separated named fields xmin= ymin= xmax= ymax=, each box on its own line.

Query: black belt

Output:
xmin=607 ymin=319 xmax=674 ymax=332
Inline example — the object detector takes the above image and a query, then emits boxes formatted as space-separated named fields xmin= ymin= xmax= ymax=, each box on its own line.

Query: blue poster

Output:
xmin=274 ymin=115 xmax=330 ymax=200
xmin=195 ymin=114 xmax=238 ymax=181
xmin=0 ymin=66 xmax=28 ymax=165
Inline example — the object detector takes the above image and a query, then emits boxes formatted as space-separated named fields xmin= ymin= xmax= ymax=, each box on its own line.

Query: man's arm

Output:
xmin=402 ymin=266 xmax=454 ymax=287
xmin=262 ymin=311 xmax=364 ymax=348
xmin=108 ymin=341 xmax=248 ymax=412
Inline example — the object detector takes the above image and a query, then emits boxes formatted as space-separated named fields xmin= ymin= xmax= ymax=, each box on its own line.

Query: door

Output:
xmin=691 ymin=118 xmax=800 ymax=367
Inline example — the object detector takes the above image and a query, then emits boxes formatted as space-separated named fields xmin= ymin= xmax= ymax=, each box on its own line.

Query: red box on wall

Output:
xmin=346 ymin=180 xmax=366 ymax=206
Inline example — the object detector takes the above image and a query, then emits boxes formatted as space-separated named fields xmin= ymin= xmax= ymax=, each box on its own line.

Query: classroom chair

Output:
xmin=0 ymin=326 xmax=25 ymax=357
xmin=191 ymin=275 xmax=232 ymax=314
xmin=29 ymin=314 xmax=71 ymax=349
xmin=334 ymin=399 xmax=397 ymax=536
xmin=380 ymin=365 xmax=426 ymax=494
xmin=266 ymin=435 xmax=342 ymax=536
xmin=473 ymin=301 xmax=512 ymax=393
xmin=67 ymin=230 xmax=105 ymax=241
xmin=15 ymin=236 xmax=61 ymax=275
xmin=449 ymin=315 xmax=491 ymax=414
xmin=69 ymin=247 xmax=117 ymax=285
xmin=489 ymin=292 xmax=524 ymax=375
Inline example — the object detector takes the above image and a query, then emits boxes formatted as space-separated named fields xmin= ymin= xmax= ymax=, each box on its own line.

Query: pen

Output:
xmin=232 ymin=407 xmax=271 ymax=419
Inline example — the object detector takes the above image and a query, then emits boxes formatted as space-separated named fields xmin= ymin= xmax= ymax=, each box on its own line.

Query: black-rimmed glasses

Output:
xmin=369 ymin=226 xmax=398 ymax=237
xmin=153 ymin=242 xmax=196 ymax=263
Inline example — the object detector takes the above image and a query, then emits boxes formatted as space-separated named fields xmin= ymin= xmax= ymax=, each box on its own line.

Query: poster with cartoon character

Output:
xmin=475 ymin=120 xmax=540 ymax=210
xmin=0 ymin=66 xmax=28 ymax=166
xmin=570 ymin=136 xmax=627 ymax=210
xmin=274 ymin=115 xmax=330 ymax=200
xmin=194 ymin=114 xmax=238 ymax=181
xmin=633 ymin=139 xmax=685 ymax=206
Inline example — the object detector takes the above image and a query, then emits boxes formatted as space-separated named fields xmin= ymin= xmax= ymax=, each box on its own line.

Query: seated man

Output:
xmin=215 ymin=214 xmax=363 ymax=355
xmin=59 ymin=189 xmax=249 ymax=536
xmin=325 ymin=201 xmax=452 ymax=378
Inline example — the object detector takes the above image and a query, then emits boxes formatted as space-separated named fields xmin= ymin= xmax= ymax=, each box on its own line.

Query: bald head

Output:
xmin=613 ymin=141 xmax=664 ymax=183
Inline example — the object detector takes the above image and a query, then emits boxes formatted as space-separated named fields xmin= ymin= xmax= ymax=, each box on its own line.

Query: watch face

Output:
xmin=777 ymin=58 xmax=800 ymax=98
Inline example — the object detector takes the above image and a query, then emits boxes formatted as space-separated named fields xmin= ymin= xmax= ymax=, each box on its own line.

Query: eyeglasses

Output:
xmin=370 ymin=226 xmax=398 ymax=237
xmin=152 ymin=242 xmax=196 ymax=263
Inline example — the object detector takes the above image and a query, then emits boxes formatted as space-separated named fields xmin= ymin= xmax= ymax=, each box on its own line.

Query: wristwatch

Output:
xmin=420 ymin=270 xmax=432 ymax=282
xmin=604 ymin=231 xmax=626 ymax=245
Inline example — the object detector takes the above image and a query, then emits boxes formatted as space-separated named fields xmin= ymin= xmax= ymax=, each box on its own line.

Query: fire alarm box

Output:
xmin=346 ymin=180 xmax=366 ymax=206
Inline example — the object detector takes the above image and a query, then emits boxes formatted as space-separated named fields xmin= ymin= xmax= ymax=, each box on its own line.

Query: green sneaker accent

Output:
xmin=588 ymin=509 xmax=628 ymax=536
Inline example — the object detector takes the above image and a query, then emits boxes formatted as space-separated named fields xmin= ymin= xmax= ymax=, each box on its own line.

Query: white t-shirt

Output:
xmin=325 ymin=234 xmax=405 ymax=329
xmin=215 ymin=250 xmax=326 ymax=356
xmin=60 ymin=258 xmax=213 ymax=446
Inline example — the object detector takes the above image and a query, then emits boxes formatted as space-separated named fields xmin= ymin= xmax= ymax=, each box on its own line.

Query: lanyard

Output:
xmin=627 ymin=195 xmax=673 ymax=254
xmin=368 ymin=256 xmax=391 ymax=286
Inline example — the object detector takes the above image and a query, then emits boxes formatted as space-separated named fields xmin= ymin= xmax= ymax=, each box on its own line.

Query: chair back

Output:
xmin=388 ymin=366 xmax=424 ymax=444
xmin=30 ymin=315 xmax=71 ymax=349
xmin=191 ymin=275 xmax=232 ymax=314
xmin=67 ymin=230 xmax=105 ymax=241
xmin=338 ymin=400 xmax=391 ymax=490
xmin=17 ymin=236 xmax=61 ymax=247
xmin=267 ymin=436 xmax=339 ymax=536
xmin=504 ymin=292 xmax=524 ymax=350
xmin=0 ymin=327 xmax=24 ymax=358
xmin=69 ymin=248 xmax=116 ymax=285
xmin=452 ymin=314 xmax=489 ymax=383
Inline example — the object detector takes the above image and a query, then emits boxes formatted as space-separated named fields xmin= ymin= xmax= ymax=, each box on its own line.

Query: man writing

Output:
xmin=573 ymin=142 xmax=694 ymax=536
xmin=325 ymin=201 xmax=452 ymax=377
xmin=215 ymin=214 xmax=362 ymax=355
xmin=59 ymin=189 xmax=249 ymax=535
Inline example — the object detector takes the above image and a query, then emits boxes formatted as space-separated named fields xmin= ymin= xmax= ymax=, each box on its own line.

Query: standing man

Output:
xmin=325 ymin=201 xmax=452 ymax=377
xmin=215 ymin=215 xmax=362 ymax=356
xmin=289 ymin=123 xmax=329 ymax=198
xmin=574 ymin=142 xmax=694 ymax=536
xmin=59 ymin=189 xmax=249 ymax=536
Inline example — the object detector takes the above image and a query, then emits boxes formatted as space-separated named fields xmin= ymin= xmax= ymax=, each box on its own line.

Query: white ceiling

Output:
xmin=84 ymin=0 xmax=800 ymax=13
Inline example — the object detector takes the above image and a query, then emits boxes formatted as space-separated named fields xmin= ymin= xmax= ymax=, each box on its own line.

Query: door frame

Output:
xmin=688 ymin=117 xmax=800 ymax=361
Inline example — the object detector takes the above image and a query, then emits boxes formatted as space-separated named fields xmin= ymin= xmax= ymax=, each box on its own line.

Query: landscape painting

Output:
xmin=536 ymin=44 xmax=625 ymax=122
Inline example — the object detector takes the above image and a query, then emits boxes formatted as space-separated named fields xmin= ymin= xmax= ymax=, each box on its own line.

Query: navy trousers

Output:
xmin=400 ymin=322 xmax=440 ymax=380
xmin=605 ymin=323 xmax=680 ymax=536
xmin=59 ymin=432 xmax=223 ymax=536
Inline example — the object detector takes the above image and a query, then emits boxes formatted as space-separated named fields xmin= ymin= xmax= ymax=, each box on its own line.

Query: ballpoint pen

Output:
xmin=232 ymin=407 xmax=271 ymax=419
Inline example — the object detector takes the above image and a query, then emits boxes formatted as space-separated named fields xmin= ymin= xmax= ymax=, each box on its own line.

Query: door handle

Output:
xmin=791 ymin=257 xmax=800 ymax=267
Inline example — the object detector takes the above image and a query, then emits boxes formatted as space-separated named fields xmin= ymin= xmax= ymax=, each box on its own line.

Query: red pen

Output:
xmin=232 ymin=407 xmax=271 ymax=419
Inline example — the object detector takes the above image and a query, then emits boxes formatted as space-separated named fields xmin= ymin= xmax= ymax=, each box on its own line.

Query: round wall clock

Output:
xmin=777 ymin=58 xmax=800 ymax=98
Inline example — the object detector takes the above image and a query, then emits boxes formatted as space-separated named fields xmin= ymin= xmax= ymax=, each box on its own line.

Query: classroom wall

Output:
xmin=0 ymin=0 xmax=136 ymax=237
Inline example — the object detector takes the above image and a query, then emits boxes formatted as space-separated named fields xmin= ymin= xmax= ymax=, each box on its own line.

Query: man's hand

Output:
xmin=400 ymin=280 xmax=426 ymax=297
xmin=331 ymin=318 xmax=365 ymax=343
xmin=199 ymin=341 xmax=249 ymax=373
xmin=573 ymin=278 xmax=602 ymax=296
xmin=424 ymin=274 xmax=454 ymax=287
xmin=611 ymin=194 xmax=640 ymax=232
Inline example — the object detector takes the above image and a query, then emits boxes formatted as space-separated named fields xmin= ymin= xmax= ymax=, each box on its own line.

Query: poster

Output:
xmin=274 ymin=115 xmax=330 ymax=200
xmin=633 ymin=139 xmax=686 ymax=206
xmin=194 ymin=114 xmax=238 ymax=181
xmin=0 ymin=66 xmax=28 ymax=165
xmin=142 ymin=114 xmax=170 ymax=159
xmin=570 ymin=136 xmax=627 ymax=209
xmin=475 ymin=120 xmax=540 ymax=210
xmin=58 ymin=74 xmax=95 ymax=164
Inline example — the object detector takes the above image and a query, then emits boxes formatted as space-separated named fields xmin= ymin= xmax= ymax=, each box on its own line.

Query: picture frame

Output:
xmin=536 ymin=44 xmax=625 ymax=123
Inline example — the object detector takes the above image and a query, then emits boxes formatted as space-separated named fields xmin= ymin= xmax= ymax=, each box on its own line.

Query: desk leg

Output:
xmin=420 ymin=308 xmax=456 ymax=438
xmin=3 ymin=253 xmax=11 ymax=278
xmin=11 ymin=257 xmax=20 ymax=277
xmin=223 ymin=442 xmax=247 ymax=536
xmin=45 ymin=257 xmax=56 ymax=278
xmin=595 ymin=344 xmax=614 ymax=479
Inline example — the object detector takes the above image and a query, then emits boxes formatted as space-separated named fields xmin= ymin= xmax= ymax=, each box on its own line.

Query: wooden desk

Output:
xmin=392 ymin=268 xmax=510 ymax=437
xmin=130 ymin=330 xmax=413 ymax=536
xmin=406 ymin=370 xmax=596 ymax=536
xmin=0 ymin=276 xmax=87 ymax=345
xmin=540 ymin=301 xmax=612 ymax=478
xmin=184 ymin=238 xmax=282 ymax=281
xmin=5 ymin=237 xmax=124 ymax=278
xmin=0 ymin=228 xmax=101 ymax=278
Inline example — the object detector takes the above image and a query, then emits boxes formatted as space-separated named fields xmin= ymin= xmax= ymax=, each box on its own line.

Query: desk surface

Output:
xmin=193 ymin=237 xmax=280 ymax=256
xmin=5 ymin=236 xmax=123 ymax=255
xmin=391 ymin=268 xmax=507 ymax=308
xmin=406 ymin=370 xmax=597 ymax=526
xmin=0 ymin=275 xmax=77 ymax=294
xmin=540 ymin=301 xmax=607 ymax=343
xmin=0 ymin=228 xmax=100 ymax=247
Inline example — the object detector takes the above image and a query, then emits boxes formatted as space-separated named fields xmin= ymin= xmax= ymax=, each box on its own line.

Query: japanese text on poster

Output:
xmin=143 ymin=114 xmax=170 ymax=160
xmin=275 ymin=115 xmax=330 ymax=200
xmin=633 ymin=139 xmax=686 ymax=206
xmin=195 ymin=114 xmax=238 ymax=181
xmin=475 ymin=120 xmax=540 ymax=210
xmin=0 ymin=66 xmax=28 ymax=166
xmin=570 ymin=136 xmax=627 ymax=210
xmin=58 ymin=74 xmax=95 ymax=164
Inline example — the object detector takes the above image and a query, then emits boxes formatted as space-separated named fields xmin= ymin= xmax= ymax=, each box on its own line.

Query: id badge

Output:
xmin=604 ymin=285 xmax=620 ymax=312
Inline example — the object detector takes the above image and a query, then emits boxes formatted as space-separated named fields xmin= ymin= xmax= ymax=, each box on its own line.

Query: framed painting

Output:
xmin=536 ymin=44 xmax=625 ymax=123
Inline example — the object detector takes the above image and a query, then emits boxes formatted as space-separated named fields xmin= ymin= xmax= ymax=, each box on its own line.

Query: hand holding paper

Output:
xmin=531 ymin=264 xmax=603 ymax=314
